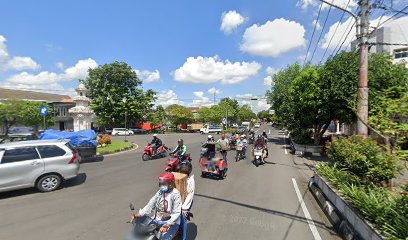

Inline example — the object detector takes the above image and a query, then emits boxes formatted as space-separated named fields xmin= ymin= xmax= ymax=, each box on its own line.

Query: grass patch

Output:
xmin=97 ymin=140 xmax=133 ymax=155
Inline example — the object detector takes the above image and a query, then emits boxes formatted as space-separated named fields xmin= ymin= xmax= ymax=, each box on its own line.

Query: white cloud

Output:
xmin=156 ymin=90 xmax=184 ymax=107
xmin=312 ymin=19 xmax=322 ymax=30
xmin=220 ymin=10 xmax=247 ymax=34
xmin=297 ymin=0 xmax=357 ymax=10
xmin=5 ymin=58 xmax=97 ymax=91
xmin=0 ymin=35 xmax=40 ymax=71
xmin=135 ymin=69 xmax=161 ymax=83
xmin=240 ymin=18 xmax=306 ymax=57
xmin=266 ymin=66 xmax=278 ymax=76
xmin=190 ymin=91 xmax=213 ymax=107
xmin=173 ymin=56 xmax=261 ymax=84
xmin=236 ymin=93 xmax=271 ymax=113
xmin=208 ymin=87 xmax=222 ymax=95
xmin=56 ymin=62 xmax=65 ymax=70
xmin=264 ymin=76 xmax=273 ymax=86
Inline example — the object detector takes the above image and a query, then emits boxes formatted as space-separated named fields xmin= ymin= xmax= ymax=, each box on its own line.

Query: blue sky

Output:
xmin=0 ymin=0 xmax=406 ymax=112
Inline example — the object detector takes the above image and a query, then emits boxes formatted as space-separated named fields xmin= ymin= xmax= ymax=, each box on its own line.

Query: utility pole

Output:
xmin=319 ymin=0 xmax=369 ymax=137
xmin=356 ymin=0 xmax=370 ymax=137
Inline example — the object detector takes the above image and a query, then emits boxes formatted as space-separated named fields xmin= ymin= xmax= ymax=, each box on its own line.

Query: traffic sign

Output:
xmin=40 ymin=106 xmax=48 ymax=116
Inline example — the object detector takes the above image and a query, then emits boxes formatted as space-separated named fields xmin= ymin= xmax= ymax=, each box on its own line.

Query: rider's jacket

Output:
xmin=171 ymin=145 xmax=187 ymax=157
xmin=139 ymin=189 xmax=182 ymax=225
xmin=182 ymin=175 xmax=195 ymax=211
xmin=151 ymin=138 xmax=163 ymax=146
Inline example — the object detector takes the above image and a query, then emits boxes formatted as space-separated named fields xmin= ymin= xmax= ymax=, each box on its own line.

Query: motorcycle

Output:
xmin=235 ymin=143 xmax=246 ymax=162
xmin=199 ymin=142 xmax=228 ymax=179
xmin=253 ymin=147 xmax=265 ymax=167
xmin=228 ymin=136 xmax=237 ymax=150
xmin=165 ymin=153 xmax=192 ymax=172
xmin=126 ymin=203 xmax=178 ymax=240
xmin=142 ymin=144 xmax=169 ymax=161
xmin=248 ymin=134 xmax=255 ymax=145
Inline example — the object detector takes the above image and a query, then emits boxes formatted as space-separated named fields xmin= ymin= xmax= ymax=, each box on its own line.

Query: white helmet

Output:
xmin=240 ymin=134 xmax=246 ymax=138
xmin=153 ymin=134 xmax=158 ymax=137
xmin=208 ymin=135 xmax=213 ymax=139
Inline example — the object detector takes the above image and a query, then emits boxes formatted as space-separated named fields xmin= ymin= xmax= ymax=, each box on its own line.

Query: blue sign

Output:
xmin=40 ymin=106 xmax=48 ymax=116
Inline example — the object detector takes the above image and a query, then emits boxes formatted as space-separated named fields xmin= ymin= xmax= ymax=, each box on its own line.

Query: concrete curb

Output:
xmin=97 ymin=143 xmax=138 ymax=156
xmin=309 ymin=175 xmax=384 ymax=240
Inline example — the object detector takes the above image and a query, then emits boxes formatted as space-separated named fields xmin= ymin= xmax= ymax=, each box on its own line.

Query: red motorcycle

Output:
xmin=142 ymin=144 xmax=169 ymax=161
xmin=165 ymin=153 xmax=192 ymax=172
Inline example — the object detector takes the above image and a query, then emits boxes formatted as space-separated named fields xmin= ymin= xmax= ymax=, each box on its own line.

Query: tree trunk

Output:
xmin=316 ymin=122 xmax=330 ymax=145
xmin=313 ymin=124 xmax=320 ymax=145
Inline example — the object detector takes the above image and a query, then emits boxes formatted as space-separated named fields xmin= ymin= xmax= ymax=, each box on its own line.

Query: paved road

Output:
xmin=0 ymin=125 xmax=340 ymax=240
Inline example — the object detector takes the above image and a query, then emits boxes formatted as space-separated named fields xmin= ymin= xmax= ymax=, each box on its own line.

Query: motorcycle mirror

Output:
xmin=129 ymin=203 xmax=135 ymax=211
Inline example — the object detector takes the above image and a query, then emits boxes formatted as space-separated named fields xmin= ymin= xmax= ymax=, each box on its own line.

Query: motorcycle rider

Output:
xmin=151 ymin=134 xmax=163 ymax=155
xmin=217 ymin=132 xmax=229 ymax=160
xmin=236 ymin=135 xmax=247 ymax=157
xmin=170 ymin=139 xmax=188 ymax=161
xmin=254 ymin=135 xmax=267 ymax=163
xmin=138 ymin=173 xmax=182 ymax=240
xmin=179 ymin=161 xmax=195 ymax=240
xmin=262 ymin=130 xmax=268 ymax=142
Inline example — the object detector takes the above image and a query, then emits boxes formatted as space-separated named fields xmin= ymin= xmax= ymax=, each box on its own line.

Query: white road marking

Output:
xmin=268 ymin=129 xmax=271 ymax=134
xmin=292 ymin=178 xmax=322 ymax=240
xmin=283 ymin=134 xmax=288 ymax=154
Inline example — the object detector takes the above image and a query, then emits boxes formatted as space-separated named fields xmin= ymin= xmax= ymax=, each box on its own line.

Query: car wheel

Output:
xmin=36 ymin=174 xmax=62 ymax=192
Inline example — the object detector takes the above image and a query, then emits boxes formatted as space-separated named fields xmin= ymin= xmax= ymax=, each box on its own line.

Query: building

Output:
xmin=351 ymin=16 xmax=408 ymax=68
xmin=0 ymin=88 xmax=75 ymax=131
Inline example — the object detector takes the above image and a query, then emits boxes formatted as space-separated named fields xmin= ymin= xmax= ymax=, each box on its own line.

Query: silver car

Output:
xmin=0 ymin=140 xmax=80 ymax=193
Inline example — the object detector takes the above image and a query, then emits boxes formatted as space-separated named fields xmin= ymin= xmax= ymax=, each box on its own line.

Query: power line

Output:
xmin=320 ymin=0 xmax=352 ymax=62
xmin=335 ymin=21 xmax=356 ymax=55
xmin=310 ymin=1 xmax=333 ymax=63
xmin=376 ymin=5 xmax=408 ymax=28
xmin=304 ymin=1 xmax=324 ymax=65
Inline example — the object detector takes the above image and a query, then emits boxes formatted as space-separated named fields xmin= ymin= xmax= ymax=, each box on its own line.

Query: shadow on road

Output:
xmin=195 ymin=193 xmax=333 ymax=231
xmin=0 ymin=173 xmax=87 ymax=200
xmin=268 ymin=137 xmax=286 ymax=145
xmin=186 ymin=222 xmax=198 ymax=240
xmin=80 ymin=155 xmax=104 ymax=164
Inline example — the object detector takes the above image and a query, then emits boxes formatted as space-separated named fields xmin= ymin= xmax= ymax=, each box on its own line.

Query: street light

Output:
xmin=122 ymin=98 xmax=128 ymax=142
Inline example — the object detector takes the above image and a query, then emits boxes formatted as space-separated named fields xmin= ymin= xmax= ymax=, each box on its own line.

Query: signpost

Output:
xmin=40 ymin=106 xmax=48 ymax=130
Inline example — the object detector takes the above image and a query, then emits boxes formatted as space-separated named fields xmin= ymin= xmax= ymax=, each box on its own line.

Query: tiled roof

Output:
xmin=0 ymin=88 xmax=70 ymax=102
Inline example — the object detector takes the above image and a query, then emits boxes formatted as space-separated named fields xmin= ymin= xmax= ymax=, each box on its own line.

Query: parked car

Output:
xmin=200 ymin=125 xmax=223 ymax=134
xmin=254 ymin=123 xmax=260 ymax=128
xmin=130 ymin=127 xmax=147 ymax=134
xmin=237 ymin=126 xmax=248 ymax=134
xmin=8 ymin=133 xmax=37 ymax=142
xmin=0 ymin=140 xmax=80 ymax=193
xmin=232 ymin=123 xmax=239 ymax=128
xmin=112 ymin=128 xmax=134 ymax=136
xmin=10 ymin=127 xmax=35 ymax=134
xmin=104 ymin=128 xmax=113 ymax=135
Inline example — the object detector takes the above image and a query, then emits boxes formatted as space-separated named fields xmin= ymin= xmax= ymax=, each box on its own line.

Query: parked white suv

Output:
xmin=200 ymin=125 xmax=223 ymax=134
xmin=112 ymin=128 xmax=134 ymax=136
xmin=0 ymin=140 xmax=80 ymax=193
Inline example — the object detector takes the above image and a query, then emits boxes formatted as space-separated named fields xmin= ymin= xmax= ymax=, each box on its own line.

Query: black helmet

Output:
xmin=178 ymin=139 xmax=184 ymax=144
xmin=179 ymin=161 xmax=192 ymax=175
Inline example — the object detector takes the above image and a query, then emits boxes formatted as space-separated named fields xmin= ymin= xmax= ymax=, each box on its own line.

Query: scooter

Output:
xmin=235 ymin=143 xmax=246 ymax=162
xmin=253 ymin=147 xmax=265 ymax=167
xmin=199 ymin=143 xmax=228 ymax=179
xmin=142 ymin=144 xmax=169 ymax=161
xmin=165 ymin=154 xmax=192 ymax=172
xmin=228 ymin=136 xmax=237 ymax=150
xmin=248 ymin=134 xmax=255 ymax=145
xmin=126 ymin=203 xmax=178 ymax=240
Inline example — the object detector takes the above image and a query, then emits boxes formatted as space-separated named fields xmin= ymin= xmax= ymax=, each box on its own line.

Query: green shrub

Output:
xmin=326 ymin=136 xmax=401 ymax=185
xmin=317 ymin=164 xmax=408 ymax=240
xmin=291 ymin=129 xmax=314 ymax=145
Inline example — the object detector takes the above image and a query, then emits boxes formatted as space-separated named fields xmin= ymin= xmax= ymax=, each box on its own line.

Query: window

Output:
xmin=1 ymin=147 xmax=39 ymax=164
xmin=65 ymin=142 xmax=77 ymax=153
xmin=394 ymin=48 xmax=408 ymax=59
xmin=37 ymin=145 xmax=67 ymax=158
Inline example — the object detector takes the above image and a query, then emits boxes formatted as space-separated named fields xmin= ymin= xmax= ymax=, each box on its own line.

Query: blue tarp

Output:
xmin=39 ymin=129 xmax=97 ymax=147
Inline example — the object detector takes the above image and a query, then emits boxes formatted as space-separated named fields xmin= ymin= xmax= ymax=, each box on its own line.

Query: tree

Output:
xmin=258 ymin=110 xmax=273 ymax=121
xmin=166 ymin=104 xmax=194 ymax=126
xmin=84 ymin=61 xmax=156 ymax=127
xmin=237 ymin=104 xmax=257 ymax=123
xmin=0 ymin=100 xmax=53 ymax=142
xmin=369 ymin=87 xmax=408 ymax=159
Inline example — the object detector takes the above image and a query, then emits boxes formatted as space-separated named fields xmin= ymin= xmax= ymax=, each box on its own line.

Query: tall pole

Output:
xmin=125 ymin=111 xmax=128 ymax=142
xmin=357 ymin=0 xmax=370 ymax=137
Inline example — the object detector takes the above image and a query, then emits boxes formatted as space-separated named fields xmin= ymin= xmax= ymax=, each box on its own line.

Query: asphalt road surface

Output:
xmin=0 ymin=125 xmax=341 ymax=240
